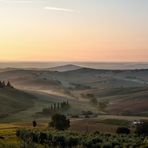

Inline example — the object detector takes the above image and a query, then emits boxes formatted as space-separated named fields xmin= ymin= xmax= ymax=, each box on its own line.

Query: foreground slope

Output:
xmin=0 ymin=88 xmax=36 ymax=118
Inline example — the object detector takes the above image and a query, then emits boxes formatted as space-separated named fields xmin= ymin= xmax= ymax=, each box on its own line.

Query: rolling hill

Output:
xmin=105 ymin=87 xmax=148 ymax=116
xmin=0 ymin=65 xmax=148 ymax=116
xmin=1 ymin=68 xmax=148 ymax=89
xmin=0 ymin=87 xmax=36 ymax=119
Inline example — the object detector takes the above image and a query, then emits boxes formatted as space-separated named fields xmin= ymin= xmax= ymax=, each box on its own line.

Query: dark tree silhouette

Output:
xmin=32 ymin=120 xmax=37 ymax=128
xmin=2 ymin=81 xmax=5 ymax=87
xmin=135 ymin=121 xmax=148 ymax=136
xmin=0 ymin=81 xmax=14 ymax=88
xmin=0 ymin=81 xmax=2 ymax=88
xmin=116 ymin=127 xmax=130 ymax=134
xmin=50 ymin=114 xmax=70 ymax=130
xmin=7 ymin=81 xmax=12 ymax=88
xmin=0 ymin=81 xmax=5 ymax=88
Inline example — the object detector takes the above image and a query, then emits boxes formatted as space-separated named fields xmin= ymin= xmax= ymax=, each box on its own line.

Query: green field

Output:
xmin=0 ymin=119 xmax=148 ymax=147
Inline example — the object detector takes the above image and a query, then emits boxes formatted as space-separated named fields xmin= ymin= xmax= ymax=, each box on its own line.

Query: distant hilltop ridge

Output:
xmin=49 ymin=64 xmax=82 ymax=72
xmin=0 ymin=62 xmax=148 ymax=70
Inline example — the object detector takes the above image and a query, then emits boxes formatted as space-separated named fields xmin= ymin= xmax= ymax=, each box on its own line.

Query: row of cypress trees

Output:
xmin=42 ymin=101 xmax=70 ymax=115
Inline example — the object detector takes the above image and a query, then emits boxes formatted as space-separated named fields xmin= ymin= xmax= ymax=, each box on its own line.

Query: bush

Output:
xmin=135 ymin=121 xmax=148 ymax=136
xmin=16 ymin=129 xmax=148 ymax=147
xmin=67 ymin=136 xmax=80 ymax=147
xmin=32 ymin=120 xmax=37 ymax=128
xmin=116 ymin=127 xmax=130 ymax=134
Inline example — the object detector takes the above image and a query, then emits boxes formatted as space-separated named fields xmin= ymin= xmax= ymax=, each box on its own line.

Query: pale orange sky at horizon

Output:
xmin=0 ymin=0 xmax=148 ymax=62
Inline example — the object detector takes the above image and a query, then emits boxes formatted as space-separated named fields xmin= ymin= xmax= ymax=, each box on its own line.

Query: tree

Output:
xmin=32 ymin=120 xmax=37 ymax=128
xmin=116 ymin=127 xmax=130 ymax=134
xmin=61 ymin=101 xmax=70 ymax=110
xmin=54 ymin=103 xmax=57 ymax=110
xmin=0 ymin=81 xmax=3 ymax=88
xmin=6 ymin=81 xmax=13 ymax=88
xmin=2 ymin=81 xmax=5 ymax=87
xmin=57 ymin=102 xmax=60 ymax=109
xmin=50 ymin=114 xmax=70 ymax=130
xmin=0 ymin=81 xmax=5 ymax=88
xmin=135 ymin=121 xmax=148 ymax=136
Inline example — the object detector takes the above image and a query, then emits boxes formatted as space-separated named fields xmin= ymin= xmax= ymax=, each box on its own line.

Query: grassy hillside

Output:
xmin=0 ymin=67 xmax=148 ymax=116
xmin=0 ymin=68 xmax=148 ymax=89
xmin=105 ymin=88 xmax=148 ymax=116
xmin=1 ymin=117 xmax=148 ymax=147
xmin=0 ymin=88 xmax=36 ymax=119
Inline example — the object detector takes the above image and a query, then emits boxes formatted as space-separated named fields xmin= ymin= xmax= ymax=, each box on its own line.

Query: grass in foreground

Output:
xmin=98 ymin=118 xmax=130 ymax=126
xmin=0 ymin=118 xmax=147 ymax=147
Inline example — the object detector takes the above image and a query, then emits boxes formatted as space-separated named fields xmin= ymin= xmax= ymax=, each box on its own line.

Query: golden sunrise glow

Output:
xmin=0 ymin=0 xmax=148 ymax=62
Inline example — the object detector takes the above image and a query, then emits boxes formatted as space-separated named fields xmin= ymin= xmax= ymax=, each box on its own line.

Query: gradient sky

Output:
xmin=0 ymin=0 xmax=148 ymax=62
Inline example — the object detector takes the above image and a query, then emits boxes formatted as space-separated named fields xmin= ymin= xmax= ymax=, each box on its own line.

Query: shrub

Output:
xmin=135 ymin=121 xmax=148 ymax=136
xmin=32 ymin=120 xmax=37 ymax=128
xmin=16 ymin=129 xmax=147 ymax=147
xmin=116 ymin=127 xmax=130 ymax=134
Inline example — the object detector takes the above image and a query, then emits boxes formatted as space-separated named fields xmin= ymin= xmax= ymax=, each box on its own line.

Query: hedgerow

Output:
xmin=16 ymin=129 xmax=148 ymax=148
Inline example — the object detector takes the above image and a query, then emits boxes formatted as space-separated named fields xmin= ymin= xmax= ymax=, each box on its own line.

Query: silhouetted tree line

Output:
xmin=42 ymin=101 xmax=70 ymax=115
xmin=0 ymin=81 xmax=13 ymax=88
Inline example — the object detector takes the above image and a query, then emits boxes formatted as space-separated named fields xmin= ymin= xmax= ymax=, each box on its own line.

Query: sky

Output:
xmin=0 ymin=0 xmax=148 ymax=62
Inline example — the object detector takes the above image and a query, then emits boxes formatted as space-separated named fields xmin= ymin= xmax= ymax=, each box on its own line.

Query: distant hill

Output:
xmin=0 ymin=88 xmax=36 ymax=118
xmin=87 ymin=87 xmax=148 ymax=116
xmin=0 ymin=67 xmax=148 ymax=90
xmin=49 ymin=64 xmax=81 ymax=72
xmin=1 ymin=67 xmax=148 ymax=116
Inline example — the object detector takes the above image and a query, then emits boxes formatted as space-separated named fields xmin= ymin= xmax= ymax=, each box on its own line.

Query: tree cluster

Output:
xmin=135 ymin=121 xmax=148 ymax=136
xmin=49 ymin=114 xmax=70 ymax=130
xmin=0 ymin=81 xmax=13 ymax=88
xmin=116 ymin=127 xmax=130 ymax=134
xmin=42 ymin=101 xmax=70 ymax=115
